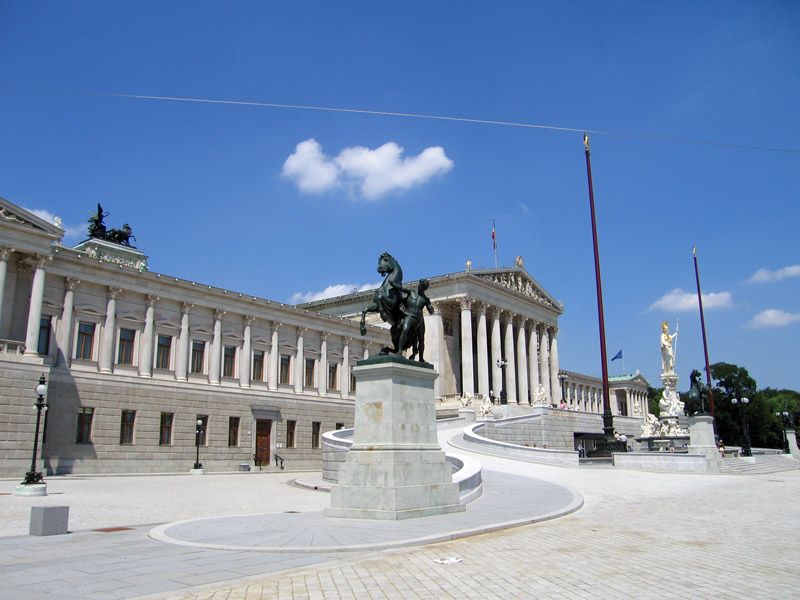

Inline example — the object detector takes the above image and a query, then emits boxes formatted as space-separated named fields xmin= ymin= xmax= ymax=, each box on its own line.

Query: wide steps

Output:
xmin=721 ymin=454 xmax=800 ymax=474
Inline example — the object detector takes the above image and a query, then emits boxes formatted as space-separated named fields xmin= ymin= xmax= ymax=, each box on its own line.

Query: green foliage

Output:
xmin=646 ymin=386 xmax=662 ymax=416
xmin=691 ymin=362 xmax=800 ymax=450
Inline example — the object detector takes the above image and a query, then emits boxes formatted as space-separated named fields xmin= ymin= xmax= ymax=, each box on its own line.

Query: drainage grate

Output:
xmin=93 ymin=527 xmax=133 ymax=533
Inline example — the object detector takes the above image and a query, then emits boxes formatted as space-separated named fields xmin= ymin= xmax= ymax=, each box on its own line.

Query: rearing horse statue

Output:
xmin=688 ymin=369 xmax=709 ymax=414
xmin=360 ymin=252 xmax=405 ymax=355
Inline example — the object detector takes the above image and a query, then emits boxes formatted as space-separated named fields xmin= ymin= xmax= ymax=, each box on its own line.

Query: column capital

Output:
xmin=272 ymin=320 xmax=283 ymax=329
xmin=458 ymin=297 xmax=473 ymax=311
xmin=297 ymin=326 xmax=308 ymax=335
xmin=473 ymin=303 xmax=487 ymax=317
xmin=181 ymin=302 xmax=194 ymax=315
xmin=243 ymin=315 xmax=256 ymax=325
xmin=321 ymin=331 xmax=331 ymax=340
xmin=0 ymin=247 xmax=15 ymax=261
xmin=343 ymin=336 xmax=352 ymax=345
xmin=214 ymin=309 xmax=227 ymax=321
xmin=33 ymin=254 xmax=51 ymax=270
xmin=65 ymin=277 xmax=81 ymax=291
xmin=145 ymin=294 xmax=159 ymax=307
xmin=548 ymin=326 xmax=558 ymax=337
xmin=514 ymin=315 xmax=528 ymax=327
xmin=107 ymin=286 xmax=123 ymax=300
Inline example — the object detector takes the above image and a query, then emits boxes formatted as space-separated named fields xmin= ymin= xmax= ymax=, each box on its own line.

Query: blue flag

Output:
xmin=611 ymin=350 xmax=623 ymax=361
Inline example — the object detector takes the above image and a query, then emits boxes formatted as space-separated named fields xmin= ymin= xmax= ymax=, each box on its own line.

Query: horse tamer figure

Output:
xmin=359 ymin=252 xmax=433 ymax=362
xmin=688 ymin=369 xmax=710 ymax=414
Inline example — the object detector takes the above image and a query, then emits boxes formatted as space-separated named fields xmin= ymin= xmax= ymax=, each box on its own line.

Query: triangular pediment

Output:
xmin=0 ymin=198 xmax=64 ymax=238
xmin=473 ymin=268 xmax=561 ymax=311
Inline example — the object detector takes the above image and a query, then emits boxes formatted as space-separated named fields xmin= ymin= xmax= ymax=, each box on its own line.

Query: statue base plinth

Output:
xmin=326 ymin=357 xmax=464 ymax=520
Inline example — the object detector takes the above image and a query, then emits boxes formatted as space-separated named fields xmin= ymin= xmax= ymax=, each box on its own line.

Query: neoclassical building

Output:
xmin=0 ymin=198 xmax=389 ymax=477
xmin=1 ymin=197 xmax=648 ymax=476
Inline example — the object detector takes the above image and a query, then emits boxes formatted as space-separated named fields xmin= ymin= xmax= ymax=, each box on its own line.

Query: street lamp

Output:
xmin=22 ymin=375 xmax=48 ymax=486
xmin=496 ymin=359 xmax=508 ymax=404
xmin=731 ymin=397 xmax=751 ymax=457
xmin=193 ymin=418 xmax=204 ymax=470
xmin=775 ymin=409 xmax=791 ymax=454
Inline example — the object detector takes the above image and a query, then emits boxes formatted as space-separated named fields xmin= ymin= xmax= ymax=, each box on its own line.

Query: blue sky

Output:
xmin=1 ymin=1 xmax=798 ymax=391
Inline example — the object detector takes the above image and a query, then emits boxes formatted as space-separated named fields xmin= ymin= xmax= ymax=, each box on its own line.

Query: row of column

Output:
xmin=456 ymin=298 xmax=560 ymax=405
xmin=7 ymin=255 xmax=367 ymax=398
xmin=563 ymin=382 xmax=648 ymax=416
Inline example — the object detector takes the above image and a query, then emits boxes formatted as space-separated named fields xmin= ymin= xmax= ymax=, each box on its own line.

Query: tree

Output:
xmin=646 ymin=386 xmax=662 ymax=416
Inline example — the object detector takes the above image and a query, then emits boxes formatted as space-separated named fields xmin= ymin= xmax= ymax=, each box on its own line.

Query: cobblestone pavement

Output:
xmin=142 ymin=449 xmax=800 ymax=600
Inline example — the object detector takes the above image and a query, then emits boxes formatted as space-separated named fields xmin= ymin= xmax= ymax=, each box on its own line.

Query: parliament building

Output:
xmin=0 ymin=197 xmax=648 ymax=477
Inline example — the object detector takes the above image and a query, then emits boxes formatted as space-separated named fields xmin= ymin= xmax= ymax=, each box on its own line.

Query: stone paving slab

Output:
xmin=149 ymin=470 xmax=580 ymax=553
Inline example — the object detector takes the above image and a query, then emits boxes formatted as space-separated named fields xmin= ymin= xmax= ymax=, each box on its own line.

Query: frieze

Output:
xmin=478 ymin=272 xmax=555 ymax=308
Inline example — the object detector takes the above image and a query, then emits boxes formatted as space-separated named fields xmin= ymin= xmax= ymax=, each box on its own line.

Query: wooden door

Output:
xmin=255 ymin=419 xmax=271 ymax=467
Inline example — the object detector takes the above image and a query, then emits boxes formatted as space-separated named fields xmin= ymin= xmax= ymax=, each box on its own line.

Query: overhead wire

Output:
xmin=1 ymin=85 xmax=799 ymax=155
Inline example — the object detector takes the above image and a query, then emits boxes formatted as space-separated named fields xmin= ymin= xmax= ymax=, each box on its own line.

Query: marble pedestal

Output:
xmin=689 ymin=415 xmax=721 ymax=471
xmin=326 ymin=356 xmax=464 ymax=520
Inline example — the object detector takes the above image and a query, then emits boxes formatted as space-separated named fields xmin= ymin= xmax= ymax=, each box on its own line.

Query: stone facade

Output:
xmin=0 ymin=198 xmax=383 ymax=477
xmin=1 ymin=197 xmax=649 ymax=476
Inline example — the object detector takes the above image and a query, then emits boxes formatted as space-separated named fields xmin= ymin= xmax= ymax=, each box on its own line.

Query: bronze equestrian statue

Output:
xmin=359 ymin=253 xmax=432 ymax=362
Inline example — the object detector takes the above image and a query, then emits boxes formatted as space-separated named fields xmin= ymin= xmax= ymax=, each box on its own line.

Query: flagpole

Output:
xmin=693 ymin=245 xmax=715 ymax=416
xmin=583 ymin=134 xmax=614 ymax=441
xmin=492 ymin=219 xmax=498 ymax=269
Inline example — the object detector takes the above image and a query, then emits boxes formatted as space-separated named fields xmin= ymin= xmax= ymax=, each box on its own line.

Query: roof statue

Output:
xmin=87 ymin=204 xmax=137 ymax=247
xmin=359 ymin=252 xmax=434 ymax=362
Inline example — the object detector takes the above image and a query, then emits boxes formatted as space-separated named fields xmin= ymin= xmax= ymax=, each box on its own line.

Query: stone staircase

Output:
xmin=720 ymin=453 xmax=800 ymax=475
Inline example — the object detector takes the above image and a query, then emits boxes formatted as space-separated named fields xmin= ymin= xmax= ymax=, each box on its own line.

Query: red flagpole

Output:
xmin=583 ymin=134 xmax=614 ymax=440
xmin=693 ymin=245 xmax=715 ymax=416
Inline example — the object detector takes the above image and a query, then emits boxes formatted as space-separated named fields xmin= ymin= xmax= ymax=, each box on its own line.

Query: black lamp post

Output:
xmin=193 ymin=418 xmax=204 ymax=470
xmin=496 ymin=359 xmax=508 ymax=404
xmin=22 ymin=374 xmax=48 ymax=486
xmin=731 ymin=397 xmax=751 ymax=457
xmin=775 ymin=408 xmax=791 ymax=454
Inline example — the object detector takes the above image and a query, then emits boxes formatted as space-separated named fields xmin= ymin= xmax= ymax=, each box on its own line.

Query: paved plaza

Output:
xmin=2 ymin=433 xmax=799 ymax=600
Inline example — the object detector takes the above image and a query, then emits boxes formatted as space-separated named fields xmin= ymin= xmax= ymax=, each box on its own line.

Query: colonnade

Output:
xmin=447 ymin=298 xmax=561 ymax=405
xmin=1 ymin=250 xmax=367 ymax=400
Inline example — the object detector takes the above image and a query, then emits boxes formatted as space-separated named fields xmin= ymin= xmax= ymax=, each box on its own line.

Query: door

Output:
xmin=255 ymin=419 xmax=272 ymax=467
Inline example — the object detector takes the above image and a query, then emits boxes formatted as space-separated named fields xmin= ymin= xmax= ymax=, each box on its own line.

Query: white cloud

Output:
xmin=747 ymin=309 xmax=800 ymax=329
xmin=746 ymin=265 xmax=800 ymax=284
xmin=24 ymin=207 xmax=84 ymax=239
xmin=648 ymin=288 xmax=733 ymax=312
xmin=281 ymin=139 xmax=340 ymax=193
xmin=289 ymin=282 xmax=377 ymax=304
xmin=282 ymin=139 xmax=453 ymax=199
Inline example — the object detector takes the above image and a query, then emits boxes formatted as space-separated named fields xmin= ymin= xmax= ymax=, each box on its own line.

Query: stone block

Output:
xmin=30 ymin=505 xmax=69 ymax=536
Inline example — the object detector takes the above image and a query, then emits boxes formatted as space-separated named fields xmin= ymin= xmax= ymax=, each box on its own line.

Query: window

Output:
xmin=37 ymin=316 xmax=51 ymax=355
xmin=191 ymin=341 xmax=205 ymax=374
xmin=252 ymin=350 xmax=265 ymax=382
xmin=223 ymin=346 xmax=236 ymax=378
xmin=311 ymin=421 xmax=321 ymax=449
xmin=304 ymin=358 xmax=316 ymax=387
xmin=228 ymin=417 xmax=240 ymax=447
xmin=336 ymin=422 xmax=345 ymax=430
xmin=350 ymin=372 xmax=357 ymax=393
xmin=279 ymin=354 xmax=291 ymax=384
xmin=159 ymin=413 xmax=173 ymax=445
xmin=117 ymin=328 xmax=136 ymax=365
xmin=119 ymin=410 xmax=136 ymax=445
xmin=76 ymin=322 xmax=96 ymax=360
xmin=197 ymin=415 xmax=208 ymax=446
xmin=442 ymin=315 xmax=453 ymax=336
xmin=156 ymin=335 xmax=172 ymax=369
xmin=328 ymin=363 xmax=339 ymax=390
xmin=286 ymin=420 xmax=296 ymax=448
xmin=76 ymin=407 xmax=94 ymax=444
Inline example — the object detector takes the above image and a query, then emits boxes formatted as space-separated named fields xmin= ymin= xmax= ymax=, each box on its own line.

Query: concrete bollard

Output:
xmin=30 ymin=506 xmax=69 ymax=536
